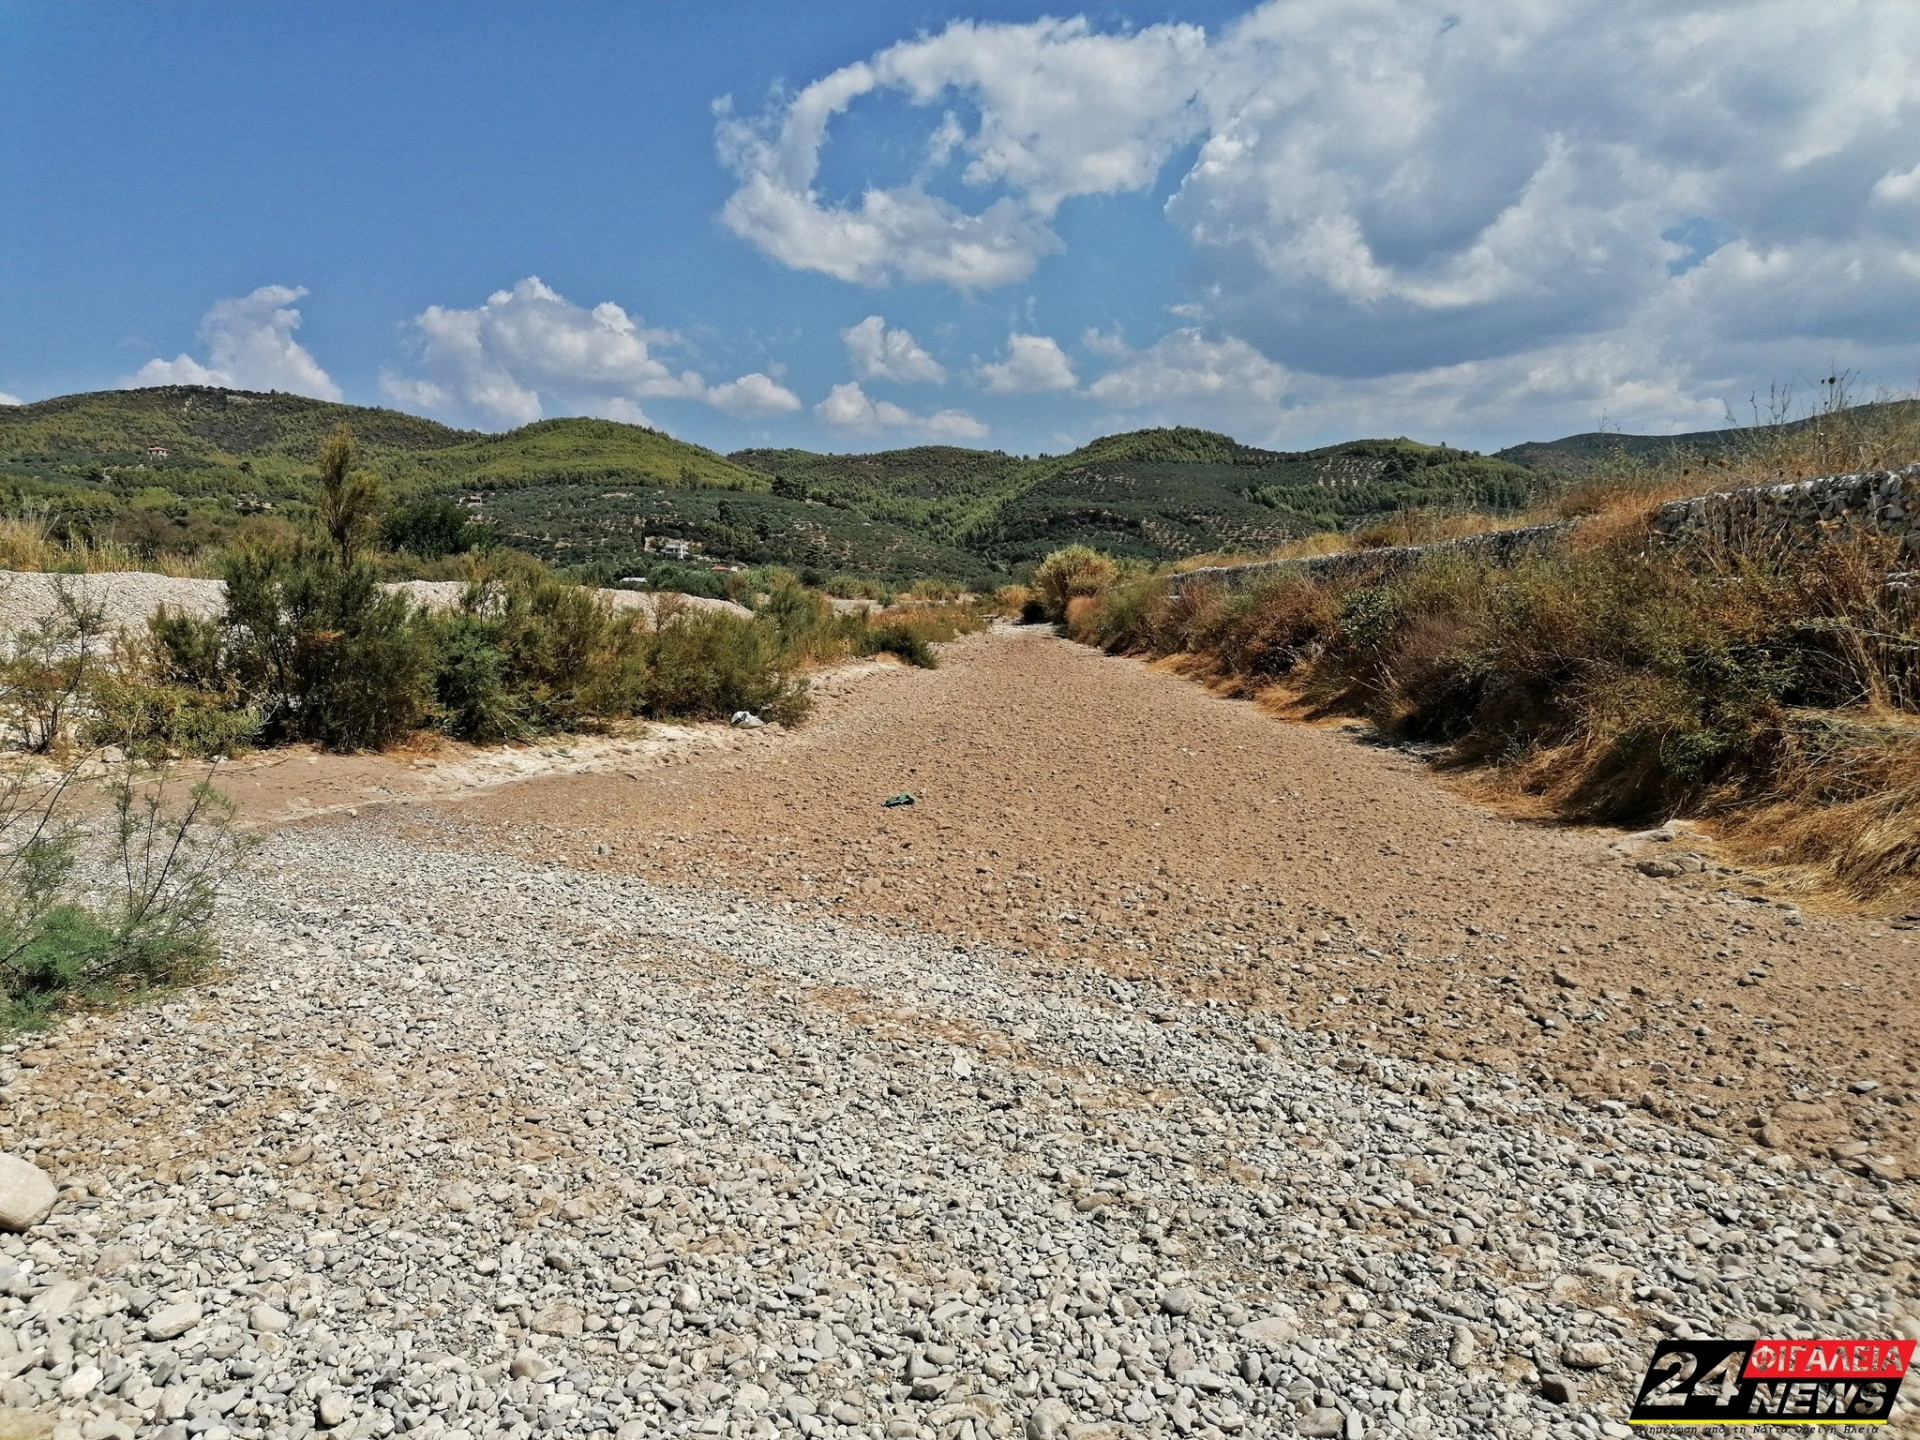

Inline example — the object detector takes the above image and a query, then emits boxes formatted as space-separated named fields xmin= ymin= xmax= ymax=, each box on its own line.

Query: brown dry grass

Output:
xmin=1066 ymin=513 xmax=1920 ymax=908
xmin=0 ymin=512 xmax=210 ymax=577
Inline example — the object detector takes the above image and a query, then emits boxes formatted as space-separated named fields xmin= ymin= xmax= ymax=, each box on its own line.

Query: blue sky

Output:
xmin=3 ymin=1 xmax=1917 ymax=456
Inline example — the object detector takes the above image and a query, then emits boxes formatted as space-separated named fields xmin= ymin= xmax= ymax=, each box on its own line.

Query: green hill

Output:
xmin=731 ymin=445 xmax=1029 ymax=540
xmin=0 ymin=386 xmax=774 ymax=558
xmin=0 ymin=387 xmax=1550 ymax=581
xmin=731 ymin=427 xmax=1542 ymax=570
xmin=960 ymin=429 xmax=1538 ymax=567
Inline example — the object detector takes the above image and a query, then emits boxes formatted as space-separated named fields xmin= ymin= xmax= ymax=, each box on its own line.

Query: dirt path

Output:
xmin=427 ymin=625 xmax=1917 ymax=1176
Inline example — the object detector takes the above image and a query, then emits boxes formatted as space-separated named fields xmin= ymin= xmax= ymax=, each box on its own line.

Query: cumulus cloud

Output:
xmin=382 ymin=277 xmax=800 ymax=428
xmin=814 ymin=382 xmax=987 ymax=439
xmin=716 ymin=17 xmax=1209 ymax=287
xmin=721 ymin=1 xmax=1920 ymax=441
xmin=1080 ymin=325 xmax=1733 ymax=448
xmin=0 ymin=393 xmax=21 ymax=407
xmin=705 ymin=372 xmax=804 ymax=418
xmin=843 ymin=316 xmax=947 ymax=383
xmin=978 ymin=333 xmax=1078 ymax=394
xmin=125 ymin=286 xmax=342 ymax=400
xmin=1085 ymin=330 xmax=1288 ymax=409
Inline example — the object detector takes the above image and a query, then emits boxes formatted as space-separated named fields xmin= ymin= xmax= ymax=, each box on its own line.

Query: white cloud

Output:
xmin=817 ymin=382 xmax=914 ymax=430
xmin=1873 ymin=162 xmax=1920 ymax=204
xmin=722 ymin=1 xmax=1920 ymax=443
xmin=715 ymin=17 xmax=1209 ymax=287
xmin=705 ymin=372 xmax=803 ymax=417
xmin=382 ymin=277 xmax=799 ymax=429
xmin=843 ymin=316 xmax=946 ymax=383
xmin=125 ymin=285 xmax=342 ymax=400
xmin=1086 ymin=330 xmax=1289 ymax=409
xmin=0 ymin=393 xmax=21 ymax=407
xmin=815 ymin=381 xmax=987 ymax=439
xmin=925 ymin=409 xmax=991 ymax=440
xmin=978 ymin=333 xmax=1078 ymax=394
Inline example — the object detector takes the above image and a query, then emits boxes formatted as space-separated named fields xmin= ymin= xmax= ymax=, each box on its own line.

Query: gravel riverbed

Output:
xmin=1 ymin=819 xmax=1915 ymax=1440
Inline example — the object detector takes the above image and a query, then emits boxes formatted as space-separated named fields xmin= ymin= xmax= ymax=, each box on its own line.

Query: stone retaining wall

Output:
xmin=1648 ymin=462 xmax=1918 ymax=559
xmin=1168 ymin=462 xmax=1920 ymax=595
xmin=1166 ymin=523 xmax=1572 ymax=594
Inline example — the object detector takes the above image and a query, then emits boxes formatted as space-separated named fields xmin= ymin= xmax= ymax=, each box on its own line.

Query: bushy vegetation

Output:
xmin=1031 ymin=545 xmax=1121 ymax=622
xmin=0 ymin=589 xmax=251 ymax=1031
xmin=0 ymin=764 xmax=247 ymax=1031
xmin=483 ymin=481 xmax=993 ymax=587
xmin=745 ymin=571 xmax=985 ymax=672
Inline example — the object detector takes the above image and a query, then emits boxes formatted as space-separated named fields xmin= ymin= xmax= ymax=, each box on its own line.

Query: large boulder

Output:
xmin=0 ymin=1155 xmax=55 ymax=1232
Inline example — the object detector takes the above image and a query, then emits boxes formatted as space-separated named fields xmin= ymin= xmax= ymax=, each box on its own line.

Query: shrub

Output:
xmin=0 ymin=583 xmax=112 ymax=753
xmin=83 ymin=669 xmax=259 ymax=760
xmin=1032 ymin=545 xmax=1120 ymax=621
xmin=643 ymin=609 xmax=810 ymax=725
xmin=428 ymin=616 xmax=522 ymax=742
xmin=0 ymin=761 xmax=251 ymax=1031
xmin=437 ymin=555 xmax=649 ymax=736
xmin=314 ymin=425 xmax=385 ymax=566
xmin=755 ymin=573 xmax=838 ymax=662
xmin=382 ymin=497 xmax=492 ymax=559
xmin=175 ymin=543 xmax=438 ymax=751
xmin=860 ymin=623 xmax=937 ymax=668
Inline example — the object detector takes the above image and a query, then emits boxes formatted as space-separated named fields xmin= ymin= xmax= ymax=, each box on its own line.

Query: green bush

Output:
xmin=381 ymin=497 xmax=493 ymax=559
xmin=859 ymin=623 xmax=937 ymax=668
xmin=83 ymin=671 xmax=259 ymax=760
xmin=165 ymin=543 xmax=438 ymax=751
xmin=431 ymin=555 xmax=648 ymax=739
xmin=0 ymin=766 xmax=249 ymax=1032
xmin=643 ymin=609 xmax=810 ymax=725
xmin=428 ymin=616 xmax=522 ymax=742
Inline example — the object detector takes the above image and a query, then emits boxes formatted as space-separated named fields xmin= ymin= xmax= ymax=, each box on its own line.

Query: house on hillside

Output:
xmin=644 ymin=535 xmax=700 ymax=561
xmin=146 ymin=445 xmax=169 ymax=459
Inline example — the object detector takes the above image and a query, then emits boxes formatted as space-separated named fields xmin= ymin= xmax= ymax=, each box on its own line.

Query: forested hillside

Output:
xmin=22 ymin=383 xmax=1862 ymax=583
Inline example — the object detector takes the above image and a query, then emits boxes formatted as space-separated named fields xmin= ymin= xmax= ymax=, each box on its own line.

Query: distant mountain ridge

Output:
xmin=6 ymin=384 xmax=1897 ymax=581
xmin=1493 ymin=399 xmax=1920 ymax=476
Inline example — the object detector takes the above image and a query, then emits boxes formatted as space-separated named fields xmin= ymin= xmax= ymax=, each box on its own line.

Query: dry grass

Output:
xmin=1719 ymin=714 xmax=1920 ymax=901
xmin=1061 ymin=512 xmax=1920 ymax=907
xmin=1524 ymin=385 xmax=1920 ymax=530
xmin=0 ymin=511 xmax=212 ymax=578
xmin=1349 ymin=509 xmax=1541 ymax=550
xmin=1168 ymin=531 xmax=1353 ymax=571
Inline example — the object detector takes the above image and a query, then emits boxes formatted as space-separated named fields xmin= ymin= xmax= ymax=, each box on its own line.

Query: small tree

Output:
xmin=314 ymin=425 xmax=384 ymax=565
xmin=381 ymin=497 xmax=491 ymax=559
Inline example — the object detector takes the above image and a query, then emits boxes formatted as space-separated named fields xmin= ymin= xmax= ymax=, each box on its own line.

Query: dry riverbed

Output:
xmin=0 ymin=625 xmax=1914 ymax=1440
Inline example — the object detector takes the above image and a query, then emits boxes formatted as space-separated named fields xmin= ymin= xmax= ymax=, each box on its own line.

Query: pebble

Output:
xmin=1024 ymin=1397 xmax=1073 ymax=1439
xmin=0 ymin=1156 xmax=55 ymax=1233
xmin=142 ymin=1302 xmax=201 ymax=1341
xmin=1539 ymin=1373 xmax=1578 ymax=1404
xmin=0 ymin=820 xmax=1907 ymax=1440
xmin=314 ymin=1392 xmax=351 ymax=1428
